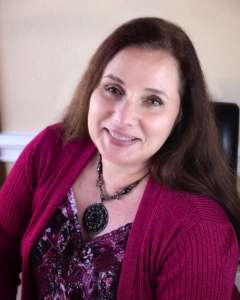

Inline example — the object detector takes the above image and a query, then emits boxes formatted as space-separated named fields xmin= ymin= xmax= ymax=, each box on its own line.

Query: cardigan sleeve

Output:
xmin=155 ymin=221 xmax=239 ymax=300
xmin=0 ymin=127 xmax=50 ymax=300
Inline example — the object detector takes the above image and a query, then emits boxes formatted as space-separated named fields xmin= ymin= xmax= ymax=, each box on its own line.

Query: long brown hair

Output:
xmin=62 ymin=17 xmax=240 ymax=240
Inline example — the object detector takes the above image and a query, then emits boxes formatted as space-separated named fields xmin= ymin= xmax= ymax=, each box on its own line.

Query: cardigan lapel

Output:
xmin=117 ymin=177 xmax=161 ymax=300
xmin=21 ymin=139 xmax=96 ymax=299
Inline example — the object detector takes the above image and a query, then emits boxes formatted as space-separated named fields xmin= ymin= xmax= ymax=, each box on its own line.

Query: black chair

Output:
xmin=213 ymin=102 xmax=239 ymax=175
xmin=213 ymin=102 xmax=240 ymax=296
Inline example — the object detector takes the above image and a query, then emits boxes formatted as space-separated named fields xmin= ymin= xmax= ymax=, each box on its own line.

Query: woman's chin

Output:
xmin=91 ymin=130 xmax=145 ymax=166
xmin=100 ymin=147 xmax=134 ymax=165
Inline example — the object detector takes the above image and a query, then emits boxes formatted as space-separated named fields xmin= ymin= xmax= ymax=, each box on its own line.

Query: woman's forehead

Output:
xmin=101 ymin=47 xmax=181 ymax=93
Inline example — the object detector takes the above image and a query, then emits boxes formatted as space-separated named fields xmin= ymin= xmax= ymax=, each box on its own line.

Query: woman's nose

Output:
xmin=113 ymin=100 xmax=138 ymax=126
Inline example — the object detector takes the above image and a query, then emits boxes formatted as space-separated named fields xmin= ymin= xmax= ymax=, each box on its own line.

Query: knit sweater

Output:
xmin=0 ymin=124 xmax=239 ymax=300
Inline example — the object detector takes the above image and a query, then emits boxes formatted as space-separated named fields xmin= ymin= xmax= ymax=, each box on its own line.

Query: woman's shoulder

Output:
xmin=145 ymin=182 xmax=239 ymax=260
xmin=22 ymin=123 xmax=64 ymax=157
xmin=28 ymin=123 xmax=67 ymax=149
xmin=27 ymin=123 xmax=91 ymax=156
xmin=18 ymin=123 xmax=94 ymax=184
xmin=151 ymin=182 xmax=233 ymax=231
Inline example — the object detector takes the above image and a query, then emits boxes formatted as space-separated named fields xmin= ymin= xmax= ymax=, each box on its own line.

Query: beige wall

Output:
xmin=0 ymin=0 xmax=240 ymax=132
xmin=0 ymin=2 xmax=240 ymax=294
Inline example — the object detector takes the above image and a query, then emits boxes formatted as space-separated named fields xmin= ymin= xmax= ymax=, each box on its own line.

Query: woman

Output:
xmin=0 ymin=17 xmax=239 ymax=300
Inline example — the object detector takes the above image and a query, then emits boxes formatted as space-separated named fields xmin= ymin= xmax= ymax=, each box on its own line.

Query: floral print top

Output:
xmin=31 ymin=189 xmax=132 ymax=300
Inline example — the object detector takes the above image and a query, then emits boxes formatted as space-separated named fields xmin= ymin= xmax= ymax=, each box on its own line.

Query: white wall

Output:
xmin=0 ymin=0 xmax=240 ymax=132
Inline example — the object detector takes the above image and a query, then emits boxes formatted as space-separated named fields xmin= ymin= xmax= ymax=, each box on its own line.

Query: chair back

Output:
xmin=213 ymin=102 xmax=239 ymax=174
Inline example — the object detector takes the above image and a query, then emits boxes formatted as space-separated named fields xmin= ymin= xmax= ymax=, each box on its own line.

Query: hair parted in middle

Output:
xmin=62 ymin=17 xmax=240 ymax=241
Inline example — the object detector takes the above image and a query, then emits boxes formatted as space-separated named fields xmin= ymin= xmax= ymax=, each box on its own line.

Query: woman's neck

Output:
xmin=100 ymin=156 xmax=148 ymax=195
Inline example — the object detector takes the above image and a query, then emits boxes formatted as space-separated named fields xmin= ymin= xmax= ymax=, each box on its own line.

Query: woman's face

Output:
xmin=88 ymin=47 xmax=181 ymax=169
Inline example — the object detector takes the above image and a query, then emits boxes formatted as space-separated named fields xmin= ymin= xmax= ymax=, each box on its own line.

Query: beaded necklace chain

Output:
xmin=83 ymin=154 xmax=147 ymax=234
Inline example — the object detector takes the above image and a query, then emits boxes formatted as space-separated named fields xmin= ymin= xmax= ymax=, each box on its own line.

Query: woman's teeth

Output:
xmin=108 ymin=130 xmax=137 ymax=141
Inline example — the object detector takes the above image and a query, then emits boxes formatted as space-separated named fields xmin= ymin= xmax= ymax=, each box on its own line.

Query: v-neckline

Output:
xmin=67 ymin=188 xmax=133 ymax=244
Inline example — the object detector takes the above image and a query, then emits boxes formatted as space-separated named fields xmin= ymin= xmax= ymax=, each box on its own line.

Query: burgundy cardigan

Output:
xmin=0 ymin=124 xmax=239 ymax=300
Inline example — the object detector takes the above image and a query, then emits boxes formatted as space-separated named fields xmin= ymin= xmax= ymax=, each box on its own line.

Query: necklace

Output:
xmin=82 ymin=154 xmax=147 ymax=234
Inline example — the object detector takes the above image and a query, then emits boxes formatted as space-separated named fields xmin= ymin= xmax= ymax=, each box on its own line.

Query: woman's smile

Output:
xmin=103 ymin=127 xmax=141 ymax=147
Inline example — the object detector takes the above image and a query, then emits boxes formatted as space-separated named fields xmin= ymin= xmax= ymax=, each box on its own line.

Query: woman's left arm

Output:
xmin=155 ymin=221 xmax=239 ymax=300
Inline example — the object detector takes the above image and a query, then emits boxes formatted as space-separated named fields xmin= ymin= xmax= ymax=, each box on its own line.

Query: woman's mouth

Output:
xmin=104 ymin=128 xmax=140 ymax=146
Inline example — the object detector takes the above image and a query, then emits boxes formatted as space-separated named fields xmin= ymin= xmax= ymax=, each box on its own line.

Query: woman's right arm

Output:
xmin=0 ymin=128 xmax=49 ymax=300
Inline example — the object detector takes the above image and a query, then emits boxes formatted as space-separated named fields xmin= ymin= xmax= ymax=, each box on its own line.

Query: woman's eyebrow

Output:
xmin=145 ymin=88 xmax=169 ymax=100
xmin=104 ymin=74 xmax=168 ymax=99
xmin=103 ymin=74 xmax=125 ymax=85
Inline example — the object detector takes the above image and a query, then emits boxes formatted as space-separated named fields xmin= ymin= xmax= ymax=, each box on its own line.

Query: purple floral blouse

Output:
xmin=31 ymin=190 xmax=132 ymax=300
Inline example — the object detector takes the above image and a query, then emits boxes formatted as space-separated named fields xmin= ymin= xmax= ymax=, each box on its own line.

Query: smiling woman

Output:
xmin=0 ymin=17 xmax=240 ymax=300
xmin=87 ymin=47 xmax=180 ymax=170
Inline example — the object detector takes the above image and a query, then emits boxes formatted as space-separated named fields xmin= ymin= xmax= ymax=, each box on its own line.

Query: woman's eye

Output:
xmin=104 ymin=85 xmax=123 ymax=96
xmin=145 ymin=97 xmax=163 ymax=106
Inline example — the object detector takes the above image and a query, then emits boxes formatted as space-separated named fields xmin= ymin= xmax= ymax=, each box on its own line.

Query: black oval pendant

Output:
xmin=83 ymin=203 xmax=109 ymax=234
